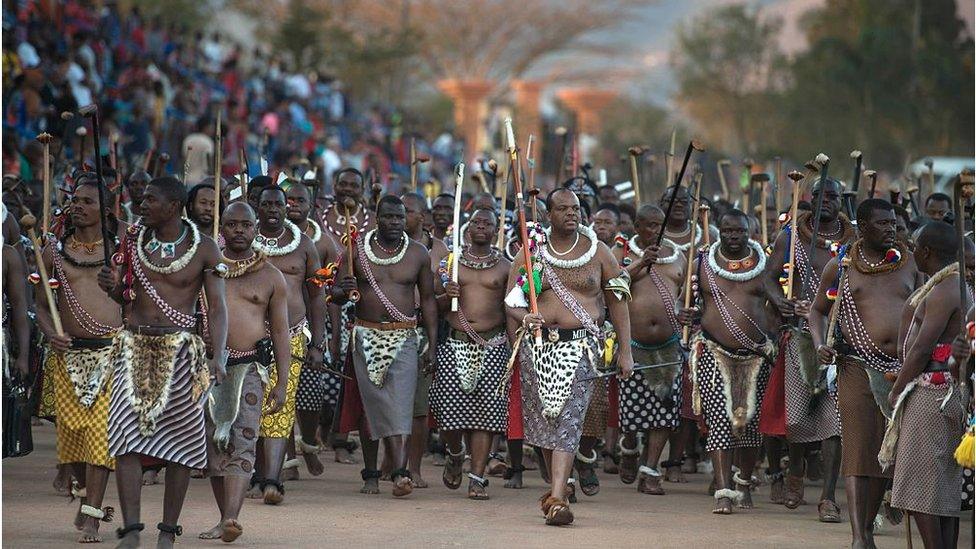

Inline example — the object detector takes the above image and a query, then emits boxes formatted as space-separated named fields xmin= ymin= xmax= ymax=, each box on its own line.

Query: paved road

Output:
xmin=3 ymin=424 xmax=972 ymax=548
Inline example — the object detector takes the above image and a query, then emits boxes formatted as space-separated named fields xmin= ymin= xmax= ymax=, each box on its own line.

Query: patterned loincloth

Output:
xmin=351 ymin=323 xmax=418 ymax=440
xmin=53 ymin=345 xmax=115 ymax=469
xmin=784 ymin=330 xmax=840 ymax=443
xmin=108 ymin=330 xmax=209 ymax=469
xmin=61 ymin=343 xmax=115 ymax=408
xmin=260 ymin=333 xmax=304 ymax=438
xmin=430 ymin=332 xmax=511 ymax=432
xmin=836 ymin=355 xmax=892 ymax=478
xmin=690 ymin=334 xmax=770 ymax=452
xmin=354 ymin=325 xmax=413 ymax=388
xmin=582 ymin=379 xmax=609 ymax=438
xmin=207 ymin=361 xmax=267 ymax=478
xmin=620 ymin=336 xmax=683 ymax=433
xmin=520 ymin=334 xmax=599 ymax=453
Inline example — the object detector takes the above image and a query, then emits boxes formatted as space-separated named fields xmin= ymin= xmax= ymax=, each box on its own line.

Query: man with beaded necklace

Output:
xmin=430 ymin=208 xmax=512 ymax=500
xmin=248 ymin=185 xmax=327 ymax=504
xmin=198 ymin=202 xmax=291 ymax=543
xmin=660 ymin=185 xmax=719 ymax=254
xmin=97 ymin=175 xmax=228 ymax=549
xmin=36 ymin=179 xmax=123 ymax=543
xmin=335 ymin=195 xmax=439 ymax=498
xmin=505 ymin=188 xmax=634 ymax=526
xmin=677 ymin=209 xmax=775 ymax=516
xmin=809 ymin=198 xmax=921 ymax=549
xmin=762 ymin=178 xmax=855 ymax=521
xmin=612 ymin=204 xmax=687 ymax=496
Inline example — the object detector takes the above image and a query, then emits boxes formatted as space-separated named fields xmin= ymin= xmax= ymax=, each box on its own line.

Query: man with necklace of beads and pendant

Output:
xmin=279 ymin=180 xmax=344 ymax=481
xmin=660 ymin=185 xmax=719 ymax=255
xmin=612 ymin=204 xmax=688 ymax=495
xmin=677 ymin=208 xmax=775 ymax=516
xmin=335 ymin=195 xmax=439 ymax=498
xmin=97 ymin=175 xmax=228 ymax=549
xmin=320 ymin=168 xmax=376 ymax=240
xmin=505 ymin=188 xmax=634 ymax=526
xmin=430 ymin=208 xmax=512 ymax=500
xmin=198 ymin=202 xmax=291 ymax=543
xmin=400 ymin=192 xmax=447 ymax=488
xmin=808 ymin=199 xmax=921 ymax=549
xmin=36 ymin=180 xmax=123 ymax=543
xmin=247 ymin=185 xmax=327 ymax=504
xmin=761 ymin=178 xmax=855 ymax=522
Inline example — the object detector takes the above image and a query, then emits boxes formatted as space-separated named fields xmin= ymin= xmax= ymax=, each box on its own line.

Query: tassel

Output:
xmin=955 ymin=426 xmax=974 ymax=468
xmin=884 ymin=248 xmax=902 ymax=263
xmin=826 ymin=287 xmax=838 ymax=300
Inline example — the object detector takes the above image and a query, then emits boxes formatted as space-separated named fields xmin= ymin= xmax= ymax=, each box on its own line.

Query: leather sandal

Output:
xmin=784 ymin=475 xmax=805 ymax=509
xmin=541 ymin=496 xmax=574 ymax=526
xmin=818 ymin=499 xmax=841 ymax=523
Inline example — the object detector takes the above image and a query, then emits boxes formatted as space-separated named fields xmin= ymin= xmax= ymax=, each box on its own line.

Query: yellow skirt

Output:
xmin=39 ymin=350 xmax=57 ymax=419
xmin=259 ymin=334 xmax=304 ymax=438
xmin=53 ymin=351 xmax=115 ymax=469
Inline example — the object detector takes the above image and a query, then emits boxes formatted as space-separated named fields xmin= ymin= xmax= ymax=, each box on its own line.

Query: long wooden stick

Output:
xmin=760 ymin=178 xmax=769 ymax=247
xmin=526 ymin=135 xmax=537 ymax=222
xmin=628 ymin=147 xmax=642 ymax=207
xmin=774 ymin=156 xmax=783 ymax=213
xmin=342 ymin=199 xmax=360 ymax=302
xmin=717 ymin=160 xmax=730 ymax=201
xmin=213 ymin=110 xmax=222 ymax=240
xmin=785 ymin=171 xmax=804 ymax=300
xmin=701 ymin=205 xmax=712 ymax=246
xmin=410 ymin=138 xmax=417 ymax=191
xmin=666 ymin=127 xmax=676 ymax=186
xmin=658 ymin=140 xmax=703 ymax=246
xmin=450 ymin=162 xmax=464 ymax=313
xmin=239 ymin=148 xmax=248 ymax=199
xmin=681 ymin=176 xmax=703 ymax=345
xmin=496 ymin=162 xmax=510 ymax=250
xmin=37 ymin=133 xmax=53 ymax=234
xmin=24 ymin=223 xmax=63 ymax=335
xmin=505 ymin=118 xmax=541 ymax=345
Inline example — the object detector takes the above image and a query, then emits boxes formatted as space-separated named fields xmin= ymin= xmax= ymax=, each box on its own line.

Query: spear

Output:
xmin=239 ymin=147 xmax=249 ymax=199
xmin=658 ymin=140 xmax=704 ymax=246
xmin=580 ymin=360 xmax=684 ymax=382
xmin=505 ymin=117 xmax=541 ymax=345
xmin=410 ymin=137 xmax=417 ymax=190
xmin=450 ymin=162 xmax=465 ymax=313
xmin=36 ymin=133 xmax=54 ymax=235
xmin=111 ymin=133 xmax=122 ymax=219
xmin=213 ymin=109 xmax=222 ymax=240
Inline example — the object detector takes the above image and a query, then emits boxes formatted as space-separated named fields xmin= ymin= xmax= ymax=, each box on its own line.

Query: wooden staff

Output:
xmin=774 ymin=156 xmax=783 ymax=213
xmin=410 ymin=138 xmax=417 ymax=190
xmin=681 ymin=174 xmax=703 ymax=345
xmin=741 ymin=158 xmax=755 ymax=211
xmin=751 ymin=173 xmax=770 ymax=246
xmin=554 ymin=126 xmax=568 ymax=181
xmin=504 ymin=118 xmax=541 ymax=345
xmin=213 ymin=110 xmax=222 ymax=240
xmin=785 ymin=170 xmax=805 ymax=300
xmin=717 ymin=159 xmax=731 ymax=201
xmin=924 ymin=158 xmax=935 ymax=203
xmin=700 ymin=204 xmax=712 ymax=246
xmin=628 ymin=146 xmax=647 ymax=207
xmin=342 ymin=197 xmax=360 ymax=302
xmin=496 ymin=162 xmax=511 ymax=250
xmin=666 ymin=127 xmax=676 ymax=186
xmin=143 ymin=147 xmax=155 ymax=171
xmin=658 ymin=140 xmax=704 ymax=246
xmin=155 ymin=153 xmax=170 ymax=178
xmin=526 ymin=135 xmax=538 ymax=222
xmin=21 ymin=215 xmax=63 ymax=336
xmin=76 ymin=126 xmax=88 ymax=164
xmin=450 ymin=162 xmax=465 ymax=313
xmin=184 ymin=146 xmax=193 ymax=183
xmin=955 ymin=171 xmax=974 ymax=331
xmin=865 ymin=169 xmax=878 ymax=199
xmin=36 ymin=133 xmax=53 ymax=235
xmin=78 ymin=105 xmax=112 ymax=264
xmin=111 ymin=133 xmax=122 ymax=219
xmin=238 ymin=148 xmax=249 ymax=199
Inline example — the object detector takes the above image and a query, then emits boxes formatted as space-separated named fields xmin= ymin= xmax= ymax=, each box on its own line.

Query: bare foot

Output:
xmin=360 ymin=478 xmax=380 ymax=494
xmin=681 ymin=456 xmax=698 ymax=474
xmin=334 ymin=446 xmax=357 ymax=464
xmin=737 ymin=488 xmax=754 ymax=509
xmin=54 ymin=466 xmax=73 ymax=496
xmin=156 ymin=532 xmax=176 ymax=549
xmin=638 ymin=475 xmax=666 ymax=495
xmin=141 ymin=470 xmax=159 ymax=486
xmin=430 ymin=452 xmax=446 ymax=467
xmin=115 ymin=531 xmax=139 ymax=549
xmin=198 ymin=524 xmax=223 ymax=540
xmin=78 ymin=518 xmax=101 ymax=543
xmin=221 ymin=519 xmax=243 ymax=543
xmin=245 ymin=483 xmax=263 ymax=499
xmin=409 ymin=472 xmax=428 ymax=488
xmin=665 ymin=466 xmax=687 ymax=483
xmin=486 ymin=457 xmax=507 ymax=477
xmin=75 ymin=501 xmax=86 ymax=530
xmin=303 ymin=452 xmax=325 ymax=476
xmin=712 ymin=496 xmax=733 ymax=515
xmin=263 ymin=483 xmax=283 ymax=505
xmin=281 ymin=466 xmax=300 ymax=481
xmin=504 ymin=471 xmax=523 ymax=489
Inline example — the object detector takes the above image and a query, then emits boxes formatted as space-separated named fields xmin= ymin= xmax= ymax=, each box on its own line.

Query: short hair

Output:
xmin=916 ymin=221 xmax=959 ymax=261
xmin=333 ymin=167 xmax=364 ymax=184
xmin=400 ymin=192 xmax=428 ymax=211
xmin=376 ymin=194 xmax=404 ymax=214
xmin=719 ymin=208 xmax=750 ymax=225
xmin=594 ymin=203 xmax=621 ymax=222
xmin=892 ymin=204 xmax=913 ymax=228
xmin=811 ymin=177 xmax=842 ymax=196
xmin=856 ymin=198 xmax=894 ymax=226
xmin=259 ymin=185 xmax=287 ymax=202
xmin=149 ymin=176 xmax=187 ymax=208
xmin=433 ymin=193 xmax=455 ymax=203
xmin=618 ymin=202 xmax=636 ymax=221
xmin=545 ymin=187 xmax=577 ymax=210
xmin=925 ymin=192 xmax=952 ymax=206
xmin=636 ymin=203 xmax=664 ymax=220
xmin=469 ymin=207 xmax=498 ymax=225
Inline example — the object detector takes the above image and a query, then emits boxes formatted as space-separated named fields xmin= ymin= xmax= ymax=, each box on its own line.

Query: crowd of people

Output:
xmin=2 ymin=3 xmax=976 ymax=549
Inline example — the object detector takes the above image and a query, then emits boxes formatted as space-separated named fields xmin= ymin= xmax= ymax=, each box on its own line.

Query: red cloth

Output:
xmin=607 ymin=377 xmax=620 ymax=429
xmin=759 ymin=331 xmax=789 ymax=437
xmin=932 ymin=343 xmax=952 ymax=363
xmin=506 ymin=365 xmax=524 ymax=440
xmin=337 ymin=352 xmax=370 ymax=438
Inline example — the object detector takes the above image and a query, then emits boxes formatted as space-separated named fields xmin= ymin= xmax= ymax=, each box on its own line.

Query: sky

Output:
xmin=533 ymin=0 xmax=975 ymax=108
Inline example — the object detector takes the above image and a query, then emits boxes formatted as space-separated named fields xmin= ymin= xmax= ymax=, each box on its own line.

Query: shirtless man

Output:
xmin=320 ymin=168 xmax=376 ymax=241
xmin=122 ymin=171 xmax=150 ymax=223
xmin=186 ymin=182 xmax=217 ymax=232
xmin=678 ymin=209 xmax=775 ymax=515
xmin=884 ymin=221 xmax=970 ymax=549
xmin=809 ymin=198 xmax=921 ymax=549
xmin=430 ymin=193 xmax=454 ymax=241
xmin=431 ymin=209 xmax=512 ymax=499
xmin=35 ymin=181 xmax=123 ymax=543
xmin=336 ymin=195 xmax=439 ymax=497
xmin=506 ymin=189 xmax=633 ymax=526
xmin=282 ymin=181 xmax=342 ymax=479
xmin=401 ymin=192 xmax=447 ymax=488
xmin=198 ymin=202 xmax=290 ymax=543
xmin=613 ymin=205 xmax=686 ymax=495
xmin=251 ymin=185 xmax=326 ymax=502
xmin=98 ymin=175 xmax=228 ymax=549
xmin=763 ymin=178 xmax=855 ymax=521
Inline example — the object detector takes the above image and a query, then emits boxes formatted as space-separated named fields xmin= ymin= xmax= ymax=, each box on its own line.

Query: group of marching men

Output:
xmin=1 ymin=151 xmax=973 ymax=548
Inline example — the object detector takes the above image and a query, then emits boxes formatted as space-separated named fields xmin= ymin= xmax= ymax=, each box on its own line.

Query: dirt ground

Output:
xmin=2 ymin=424 xmax=973 ymax=548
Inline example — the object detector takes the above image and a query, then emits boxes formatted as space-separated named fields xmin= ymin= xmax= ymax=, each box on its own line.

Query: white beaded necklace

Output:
xmin=305 ymin=219 xmax=322 ymax=243
xmin=628 ymin=235 xmax=681 ymax=265
xmin=670 ymin=228 xmax=702 ymax=252
xmin=543 ymin=225 xmax=598 ymax=269
xmin=706 ymin=240 xmax=766 ymax=281
xmin=137 ymin=219 xmax=200 ymax=275
xmin=253 ymin=220 xmax=302 ymax=257
xmin=364 ymin=228 xmax=408 ymax=266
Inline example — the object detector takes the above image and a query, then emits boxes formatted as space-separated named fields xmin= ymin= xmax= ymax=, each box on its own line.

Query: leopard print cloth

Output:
xmin=530 ymin=337 xmax=600 ymax=419
xmin=354 ymin=326 xmax=413 ymax=388
xmin=63 ymin=345 xmax=115 ymax=408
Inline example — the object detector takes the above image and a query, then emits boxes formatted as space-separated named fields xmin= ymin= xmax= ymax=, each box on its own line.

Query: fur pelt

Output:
xmin=63 ymin=345 xmax=114 ymax=408
xmin=631 ymin=341 xmax=683 ymax=402
xmin=707 ymin=340 xmax=765 ymax=437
